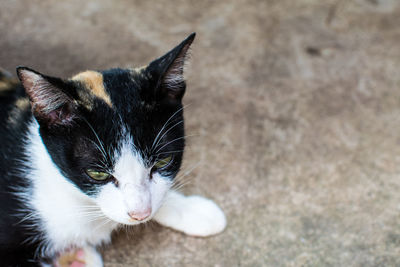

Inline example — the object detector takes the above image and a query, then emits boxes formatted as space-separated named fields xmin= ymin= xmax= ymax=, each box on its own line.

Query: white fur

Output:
xmin=153 ymin=190 xmax=227 ymax=237
xmin=22 ymin=119 xmax=226 ymax=263
xmin=23 ymin=121 xmax=171 ymax=256
xmin=25 ymin=120 xmax=118 ymax=257
xmin=77 ymin=246 xmax=103 ymax=267
xmin=95 ymin=136 xmax=171 ymax=225
xmin=50 ymin=246 xmax=103 ymax=267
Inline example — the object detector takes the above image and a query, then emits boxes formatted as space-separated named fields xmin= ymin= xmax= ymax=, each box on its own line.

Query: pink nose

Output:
xmin=128 ymin=208 xmax=152 ymax=221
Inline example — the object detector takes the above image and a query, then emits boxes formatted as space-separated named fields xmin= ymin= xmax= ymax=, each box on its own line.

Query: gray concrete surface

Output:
xmin=1 ymin=0 xmax=400 ymax=266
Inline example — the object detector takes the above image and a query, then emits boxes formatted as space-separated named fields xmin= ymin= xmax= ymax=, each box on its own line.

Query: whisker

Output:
xmin=153 ymin=150 xmax=185 ymax=157
xmin=74 ymin=205 xmax=101 ymax=209
xmin=83 ymin=138 xmax=107 ymax=163
xmin=154 ymin=134 xmax=197 ymax=154
xmin=153 ymin=133 xmax=198 ymax=156
xmin=81 ymin=118 xmax=109 ymax=162
xmin=93 ymin=217 xmax=113 ymax=231
xmin=152 ymin=120 xmax=184 ymax=153
xmin=150 ymin=104 xmax=191 ymax=152
xmin=172 ymin=176 xmax=194 ymax=190
xmin=172 ymin=161 xmax=204 ymax=191
xmin=85 ymin=215 xmax=110 ymax=223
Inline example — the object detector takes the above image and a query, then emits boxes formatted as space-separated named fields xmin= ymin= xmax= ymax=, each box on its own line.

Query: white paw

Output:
xmin=178 ymin=195 xmax=227 ymax=237
xmin=154 ymin=192 xmax=227 ymax=237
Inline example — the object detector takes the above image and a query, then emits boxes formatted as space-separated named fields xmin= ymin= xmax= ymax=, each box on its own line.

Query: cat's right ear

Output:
xmin=16 ymin=67 xmax=77 ymax=126
xmin=146 ymin=33 xmax=195 ymax=102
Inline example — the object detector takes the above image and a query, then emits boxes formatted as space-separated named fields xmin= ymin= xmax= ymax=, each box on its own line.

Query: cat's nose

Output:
xmin=128 ymin=208 xmax=152 ymax=221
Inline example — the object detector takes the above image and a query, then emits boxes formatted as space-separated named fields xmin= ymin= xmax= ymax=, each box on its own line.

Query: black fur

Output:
xmin=0 ymin=33 xmax=195 ymax=266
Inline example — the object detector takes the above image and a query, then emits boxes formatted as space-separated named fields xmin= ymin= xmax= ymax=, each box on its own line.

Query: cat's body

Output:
xmin=0 ymin=34 xmax=226 ymax=266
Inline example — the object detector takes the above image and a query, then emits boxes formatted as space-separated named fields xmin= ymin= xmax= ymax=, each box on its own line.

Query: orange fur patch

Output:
xmin=72 ymin=71 xmax=112 ymax=107
xmin=56 ymin=249 xmax=85 ymax=267
xmin=0 ymin=78 xmax=18 ymax=92
xmin=15 ymin=97 xmax=30 ymax=110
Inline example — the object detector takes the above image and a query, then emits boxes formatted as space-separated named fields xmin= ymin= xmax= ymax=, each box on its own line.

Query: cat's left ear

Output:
xmin=16 ymin=67 xmax=77 ymax=126
xmin=147 ymin=33 xmax=195 ymax=102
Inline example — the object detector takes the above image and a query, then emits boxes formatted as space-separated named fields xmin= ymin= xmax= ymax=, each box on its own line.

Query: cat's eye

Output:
xmin=154 ymin=156 xmax=172 ymax=170
xmin=86 ymin=169 xmax=111 ymax=181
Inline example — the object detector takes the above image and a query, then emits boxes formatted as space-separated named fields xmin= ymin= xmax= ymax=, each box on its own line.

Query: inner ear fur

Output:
xmin=17 ymin=67 xmax=77 ymax=125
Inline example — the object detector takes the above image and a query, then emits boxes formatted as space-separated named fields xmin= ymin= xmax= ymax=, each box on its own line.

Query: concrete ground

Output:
xmin=1 ymin=0 xmax=400 ymax=266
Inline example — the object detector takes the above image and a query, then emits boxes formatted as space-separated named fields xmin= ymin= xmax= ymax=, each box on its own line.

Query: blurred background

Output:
xmin=1 ymin=0 xmax=400 ymax=266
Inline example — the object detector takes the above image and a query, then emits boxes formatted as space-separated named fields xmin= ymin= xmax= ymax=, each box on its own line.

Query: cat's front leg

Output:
xmin=153 ymin=190 xmax=227 ymax=237
xmin=52 ymin=246 xmax=103 ymax=267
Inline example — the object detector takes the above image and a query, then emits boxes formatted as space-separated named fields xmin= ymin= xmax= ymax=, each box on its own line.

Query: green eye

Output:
xmin=154 ymin=156 xmax=172 ymax=169
xmin=86 ymin=169 xmax=111 ymax=181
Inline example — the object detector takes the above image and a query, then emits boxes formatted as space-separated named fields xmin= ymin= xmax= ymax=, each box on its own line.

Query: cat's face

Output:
xmin=17 ymin=33 xmax=195 ymax=225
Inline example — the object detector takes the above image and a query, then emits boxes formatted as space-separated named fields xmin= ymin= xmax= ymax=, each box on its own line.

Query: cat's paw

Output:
xmin=54 ymin=246 xmax=103 ymax=267
xmin=179 ymin=195 xmax=227 ymax=237
xmin=154 ymin=193 xmax=227 ymax=237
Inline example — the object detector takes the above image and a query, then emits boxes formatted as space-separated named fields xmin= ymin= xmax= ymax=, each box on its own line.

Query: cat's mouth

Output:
xmin=115 ymin=214 xmax=154 ymax=225
xmin=97 ymin=204 xmax=155 ymax=226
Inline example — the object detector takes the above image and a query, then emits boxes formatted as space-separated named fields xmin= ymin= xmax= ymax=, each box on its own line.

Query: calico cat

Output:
xmin=0 ymin=33 xmax=226 ymax=267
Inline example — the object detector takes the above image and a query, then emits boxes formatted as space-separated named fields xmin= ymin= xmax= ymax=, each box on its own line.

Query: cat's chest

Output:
xmin=30 ymin=169 xmax=118 ymax=254
xmin=32 ymin=180 xmax=117 ymax=251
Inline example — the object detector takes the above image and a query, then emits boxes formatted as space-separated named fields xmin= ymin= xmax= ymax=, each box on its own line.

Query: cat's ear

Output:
xmin=16 ymin=67 xmax=77 ymax=126
xmin=147 ymin=33 xmax=195 ymax=101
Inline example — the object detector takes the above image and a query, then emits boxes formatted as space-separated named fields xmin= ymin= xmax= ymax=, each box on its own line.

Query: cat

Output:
xmin=0 ymin=33 xmax=226 ymax=267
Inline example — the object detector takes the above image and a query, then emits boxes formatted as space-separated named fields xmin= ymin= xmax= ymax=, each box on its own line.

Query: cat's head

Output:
xmin=16 ymin=33 xmax=195 ymax=225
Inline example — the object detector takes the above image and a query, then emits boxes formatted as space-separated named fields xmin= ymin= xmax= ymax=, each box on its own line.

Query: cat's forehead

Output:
xmin=69 ymin=67 xmax=184 ymax=158
xmin=71 ymin=68 xmax=148 ymax=111
xmin=71 ymin=70 xmax=113 ymax=107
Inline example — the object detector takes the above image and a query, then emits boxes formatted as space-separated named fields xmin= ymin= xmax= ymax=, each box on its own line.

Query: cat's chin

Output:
xmin=124 ymin=218 xmax=152 ymax=225
xmin=123 ymin=219 xmax=152 ymax=226
xmin=106 ymin=215 xmax=154 ymax=226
